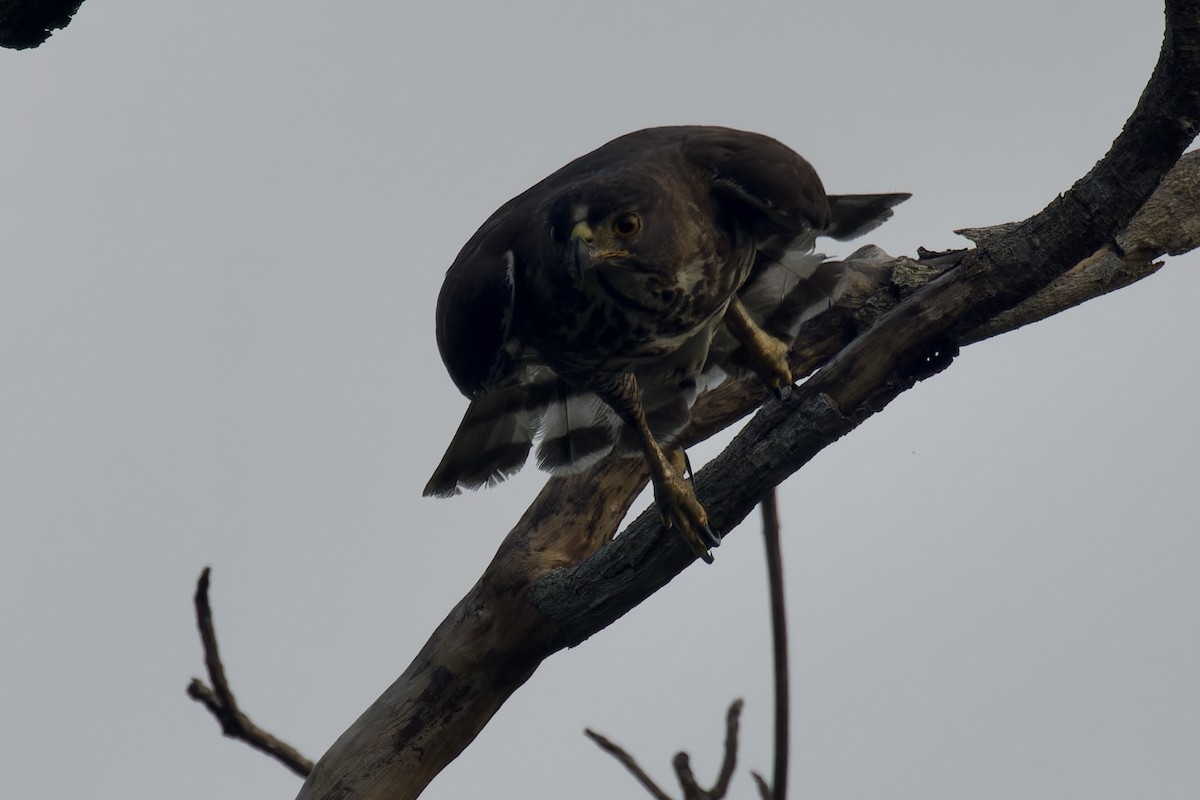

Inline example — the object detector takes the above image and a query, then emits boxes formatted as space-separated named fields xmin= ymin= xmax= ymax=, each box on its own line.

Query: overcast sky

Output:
xmin=2 ymin=2 xmax=1197 ymax=798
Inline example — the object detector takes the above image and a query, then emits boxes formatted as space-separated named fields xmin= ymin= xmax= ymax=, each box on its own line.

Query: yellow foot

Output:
xmin=654 ymin=454 xmax=719 ymax=563
xmin=743 ymin=331 xmax=793 ymax=398
xmin=723 ymin=297 xmax=794 ymax=397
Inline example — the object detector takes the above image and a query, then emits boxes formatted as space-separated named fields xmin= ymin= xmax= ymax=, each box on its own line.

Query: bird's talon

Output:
xmin=653 ymin=466 xmax=718 ymax=563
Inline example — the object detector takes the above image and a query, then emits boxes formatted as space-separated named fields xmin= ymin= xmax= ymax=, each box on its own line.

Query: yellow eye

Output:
xmin=612 ymin=212 xmax=641 ymax=237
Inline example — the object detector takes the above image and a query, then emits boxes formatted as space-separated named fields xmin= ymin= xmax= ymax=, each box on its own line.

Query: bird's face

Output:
xmin=548 ymin=184 xmax=683 ymax=311
xmin=568 ymin=208 xmax=643 ymax=273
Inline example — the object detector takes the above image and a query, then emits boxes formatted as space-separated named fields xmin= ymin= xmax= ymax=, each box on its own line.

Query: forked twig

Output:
xmin=588 ymin=491 xmax=792 ymax=798
xmin=586 ymin=699 xmax=745 ymax=800
xmin=187 ymin=567 xmax=314 ymax=777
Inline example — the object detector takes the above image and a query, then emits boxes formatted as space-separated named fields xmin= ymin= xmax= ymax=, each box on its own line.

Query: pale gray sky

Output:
xmin=2 ymin=2 xmax=1196 ymax=798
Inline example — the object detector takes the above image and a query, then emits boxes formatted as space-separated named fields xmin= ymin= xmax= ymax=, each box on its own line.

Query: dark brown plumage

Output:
xmin=425 ymin=126 xmax=907 ymax=561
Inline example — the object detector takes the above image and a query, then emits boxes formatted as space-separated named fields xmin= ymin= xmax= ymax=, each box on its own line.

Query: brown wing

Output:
xmin=433 ymin=215 xmax=520 ymax=398
xmin=681 ymin=127 xmax=832 ymax=236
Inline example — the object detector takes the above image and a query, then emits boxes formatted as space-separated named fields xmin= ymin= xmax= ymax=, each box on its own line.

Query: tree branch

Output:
xmin=586 ymin=699 xmax=745 ymax=800
xmin=760 ymin=490 xmax=788 ymax=800
xmin=295 ymin=4 xmax=1200 ymax=797
xmin=584 ymin=728 xmax=676 ymax=800
xmin=188 ymin=568 xmax=315 ymax=778
xmin=585 ymin=494 xmax=787 ymax=799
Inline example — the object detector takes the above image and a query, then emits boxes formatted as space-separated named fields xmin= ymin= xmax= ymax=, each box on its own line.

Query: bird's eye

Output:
xmin=612 ymin=212 xmax=642 ymax=237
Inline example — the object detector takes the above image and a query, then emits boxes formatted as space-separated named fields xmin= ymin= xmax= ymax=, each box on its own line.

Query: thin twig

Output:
xmin=751 ymin=771 xmax=773 ymax=800
xmin=709 ymin=699 xmax=743 ymax=798
xmin=584 ymin=728 xmax=674 ymax=800
xmin=587 ymin=699 xmax=745 ymax=800
xmin=194 ymin=568 xmax=235 ymax=712
xmin=673 ymin=752 xmax=704 ymax=800
xmin=760 ymin=490 xmax=789 ymax=800
xmin=187 ymin=567 xmax=314 ymax=778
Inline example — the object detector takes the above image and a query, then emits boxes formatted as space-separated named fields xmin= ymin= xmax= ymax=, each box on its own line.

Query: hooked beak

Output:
xmin=569 ymin=220 xmax=594 ymax=245
xmin=569 ymin=220 xmax=594 ymax=276
xmin=568 ymin=220 xmax=592 ymax=271
xmin=569 ymin=220 xmax=626 ymax=276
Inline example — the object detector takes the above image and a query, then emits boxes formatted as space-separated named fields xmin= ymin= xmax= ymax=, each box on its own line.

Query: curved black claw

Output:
xmin=658 ymin=447 xmax=721 ymax=563
xmin=698 ymin=523 xmax=722 ymax=552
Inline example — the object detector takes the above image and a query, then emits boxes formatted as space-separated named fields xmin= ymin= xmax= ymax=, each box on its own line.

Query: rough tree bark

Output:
xmin=297 ymin=3 xmax=1200 ymax=798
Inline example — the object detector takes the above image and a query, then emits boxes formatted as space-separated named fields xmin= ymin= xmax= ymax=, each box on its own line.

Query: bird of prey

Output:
xmin=424 ymin=126 xmax=907 ymax=562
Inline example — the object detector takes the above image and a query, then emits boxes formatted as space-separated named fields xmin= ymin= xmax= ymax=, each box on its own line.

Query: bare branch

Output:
xmin=672 ymin=752 xmax=705 ymax=800
xmin=760 ymin=491 xmax=788 ymax=800
xmin=588 ymin=700 xmax=745 ymax=800
xmin=584 ymin=728 xmax=674 ymax=800
xmin=709 ymin=699 xmax=744 ymax=800
xmin=750 ymin=771 xmax=773 ymax=800
xmin=187 ymin=568 xmax=314 ymax=778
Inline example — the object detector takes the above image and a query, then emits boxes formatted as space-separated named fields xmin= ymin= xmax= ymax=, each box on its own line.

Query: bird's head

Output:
xmin=545 ymin=179 xmax=687 ymax=309
xmin=566 ymin=208 xmax=641 ymax=272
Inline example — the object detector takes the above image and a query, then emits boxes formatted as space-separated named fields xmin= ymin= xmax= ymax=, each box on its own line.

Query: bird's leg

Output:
xmin=667 ymin=446 xmax=692 ymax=483
xmin=595 ymin=372 xmax=718 ymax=563
xmin=722 ymin=296 xmax=794 ymax=398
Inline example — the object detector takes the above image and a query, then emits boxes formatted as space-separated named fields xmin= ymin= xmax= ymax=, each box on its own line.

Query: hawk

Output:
xmin=424 ymin=126 xmax=907 ymax=562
